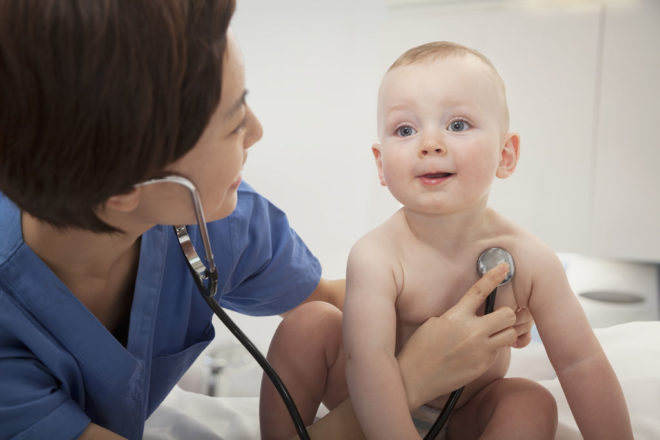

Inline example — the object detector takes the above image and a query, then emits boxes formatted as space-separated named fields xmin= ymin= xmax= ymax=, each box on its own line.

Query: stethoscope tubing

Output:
xmin=144 ymin=174 xmax=510 ymax=439
xmin=135 ymin=175 xmax=311 ymax=438
xmin=198 ymin=284 xmax=311 ymax=440
xmin=424 ymin=287 xmax=498 ymax=440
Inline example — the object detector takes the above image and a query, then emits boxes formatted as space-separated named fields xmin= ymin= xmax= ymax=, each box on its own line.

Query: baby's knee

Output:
xmin=506 ymin=378 xmax=558 ymax=426
xmin=281 ymin=300 xmax=341 ymax=332
xmin=273 ymin=301 xmax=343 ymax=348
xmin=521 ymin=379 xmax=556 ymax=413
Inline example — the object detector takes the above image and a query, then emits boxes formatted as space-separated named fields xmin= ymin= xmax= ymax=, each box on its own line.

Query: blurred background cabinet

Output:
xmin=590 ymin=0 xmax=660 ymax=261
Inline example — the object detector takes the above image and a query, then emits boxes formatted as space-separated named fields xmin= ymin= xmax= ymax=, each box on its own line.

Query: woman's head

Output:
xmin=0 ymin=0 xmax=236 ymax=231
xmin=131 ymin=30 xmax=263 ymax=228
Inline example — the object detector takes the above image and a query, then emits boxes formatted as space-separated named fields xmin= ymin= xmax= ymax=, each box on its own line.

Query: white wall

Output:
xmin=232 ymin=0 xmax=660 ymax=278
xmin=233 ymin=0 xmax=386 ymax=278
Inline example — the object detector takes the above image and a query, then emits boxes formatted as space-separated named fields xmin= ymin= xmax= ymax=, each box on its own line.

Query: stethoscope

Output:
xmin=424 ymin=247 xmax=515 ymax=439
xmin=136 ymin=175 xmax=312 ymax=439
xmin=136 ymin=175 xmax=516 ymax=440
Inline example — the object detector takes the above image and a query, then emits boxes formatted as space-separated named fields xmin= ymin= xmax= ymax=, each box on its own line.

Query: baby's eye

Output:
xmin=396 ymin=125 xmax=417 ymax=137
xmin=448 ymin=119 xmax=470 ymax=132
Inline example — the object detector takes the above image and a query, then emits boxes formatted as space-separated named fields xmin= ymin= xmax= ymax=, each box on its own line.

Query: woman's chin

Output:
xmin=205 ymin=194 xmax=238 ymax=222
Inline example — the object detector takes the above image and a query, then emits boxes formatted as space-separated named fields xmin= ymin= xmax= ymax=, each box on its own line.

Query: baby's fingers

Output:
xmin=512 ymin=307 xmax=533 ymax=348
xmin=512 ymin=330 xmax=532 ymax=348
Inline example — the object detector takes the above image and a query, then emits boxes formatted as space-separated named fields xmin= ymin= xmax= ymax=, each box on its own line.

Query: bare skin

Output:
xmin=339 ymin=52 xmax=632 ymax=440
xmin=260 ymin=264 xmax=535 ymax=440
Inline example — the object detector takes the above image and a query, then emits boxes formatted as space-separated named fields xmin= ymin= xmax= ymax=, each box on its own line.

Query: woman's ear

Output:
xmin=372 ymin=143 xmax=387 ymax=186
xmin=103 ymin=187 xmax=142 ymax=213
xmin=496 ymin=132 xmax=520 ymax=179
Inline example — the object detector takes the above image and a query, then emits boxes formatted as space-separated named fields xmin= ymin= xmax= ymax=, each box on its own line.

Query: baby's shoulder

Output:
xmin=488 ymin=209 xmax=552 ymax=253
xmin=486 ymin=210 xmax=563 ymax=279
xmin=353 ymin=209 xmax=406 ymax=246
xmin=348 ymin=211 xmax=408 ymax=268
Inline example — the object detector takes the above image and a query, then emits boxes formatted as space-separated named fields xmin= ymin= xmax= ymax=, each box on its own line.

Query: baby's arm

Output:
xmin=528 ymin=248 xmax=633 ymax=440
xmin=344 ymin=237 xmax=420 ymax=439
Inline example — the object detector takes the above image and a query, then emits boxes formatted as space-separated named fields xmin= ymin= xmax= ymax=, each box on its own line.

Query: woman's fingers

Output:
xmin=455 ymin=263 xmax=509 ymax=313
xmin=398 ymin=263 xmax=521 ymax=408
xmin=488 ymin=326 xmax=518 ymax=349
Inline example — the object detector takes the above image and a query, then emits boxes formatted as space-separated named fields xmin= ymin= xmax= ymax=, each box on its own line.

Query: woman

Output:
xmin=0 ymin=1 xmax=531 ymax=438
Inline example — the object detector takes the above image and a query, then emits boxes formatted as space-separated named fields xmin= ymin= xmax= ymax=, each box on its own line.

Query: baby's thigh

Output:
xmin=448 ymin=377 xmax=557 ymax=440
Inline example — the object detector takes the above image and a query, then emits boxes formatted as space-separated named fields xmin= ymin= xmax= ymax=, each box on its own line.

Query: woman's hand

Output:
xmin=397 ymin=263 xmax=520 ymax=410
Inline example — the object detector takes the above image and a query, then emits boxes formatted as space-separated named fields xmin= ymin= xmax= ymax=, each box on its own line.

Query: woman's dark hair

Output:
xmin=0 ymin=0 xmax=236 ymax=231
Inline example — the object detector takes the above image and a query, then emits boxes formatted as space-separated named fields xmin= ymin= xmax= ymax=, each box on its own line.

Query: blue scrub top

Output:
xmin=0 ymin=182 xmax=322 ymax=440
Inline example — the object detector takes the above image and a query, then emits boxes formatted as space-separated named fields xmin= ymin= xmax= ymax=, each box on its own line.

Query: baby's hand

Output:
xmin=511 ymin=307 xmax=533 ymax=348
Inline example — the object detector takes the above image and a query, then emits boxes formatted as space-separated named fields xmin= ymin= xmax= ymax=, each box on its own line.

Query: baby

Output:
xmin=343 ymin=42 xmax=633 ymax=439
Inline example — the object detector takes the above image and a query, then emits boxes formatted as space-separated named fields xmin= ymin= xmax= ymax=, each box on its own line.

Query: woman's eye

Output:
xmin=231 ymin=115 xmax=248 ymax=135
xmin=448 ymin=120 xmax=470 ymax=132
xmin=396 ymin=126 xmax=417 ymax=137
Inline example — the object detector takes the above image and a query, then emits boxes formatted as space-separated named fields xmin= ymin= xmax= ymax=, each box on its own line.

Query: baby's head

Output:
xmin=380 ymin=42 xmax=510 ymax=135
xmin=373 ymin=41 xmax=519 ymax=214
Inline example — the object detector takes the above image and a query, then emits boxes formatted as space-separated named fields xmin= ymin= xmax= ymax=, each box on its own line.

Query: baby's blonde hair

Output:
xmin=388 ymin=41 xmax=509 ymax=130
xmin=388 ymin=41 xmax=494 ymax=71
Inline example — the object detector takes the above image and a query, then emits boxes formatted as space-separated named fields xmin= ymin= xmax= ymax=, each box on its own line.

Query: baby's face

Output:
xmin=373 ymin=54 xmax=510 ymax=215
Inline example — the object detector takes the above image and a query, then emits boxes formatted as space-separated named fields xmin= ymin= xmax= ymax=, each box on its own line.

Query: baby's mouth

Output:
xmin=419 ymin=172 xmax=453 ymax=179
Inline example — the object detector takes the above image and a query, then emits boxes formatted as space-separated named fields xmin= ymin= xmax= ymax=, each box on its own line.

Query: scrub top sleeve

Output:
xmin=0 ymin=354 xmax=90 ymax=440
xmin=217 ymin=184 xmax=322 ymax=316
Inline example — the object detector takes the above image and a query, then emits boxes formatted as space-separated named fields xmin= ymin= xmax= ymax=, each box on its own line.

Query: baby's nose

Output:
xmin=420 ymin=143 xmax=446 ymax=156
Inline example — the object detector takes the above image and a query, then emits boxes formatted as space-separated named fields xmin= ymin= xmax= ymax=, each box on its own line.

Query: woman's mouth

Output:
xmin=418 ymin=172 xmax=454 ymax=185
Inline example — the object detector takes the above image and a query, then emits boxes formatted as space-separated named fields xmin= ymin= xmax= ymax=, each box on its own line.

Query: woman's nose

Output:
xmin=244 ymin=106 xmax=263 ymax=149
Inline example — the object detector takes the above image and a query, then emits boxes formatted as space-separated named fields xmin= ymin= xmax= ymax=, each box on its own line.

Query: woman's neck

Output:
xmin=21 ymin=212 xmax=140 ymax=278
xmin=21 ymin=212 xmax=143 ymax=341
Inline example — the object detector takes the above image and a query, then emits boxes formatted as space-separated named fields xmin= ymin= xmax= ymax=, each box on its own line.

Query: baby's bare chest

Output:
xmin=393 ymin=254 xmax=521 ymax=351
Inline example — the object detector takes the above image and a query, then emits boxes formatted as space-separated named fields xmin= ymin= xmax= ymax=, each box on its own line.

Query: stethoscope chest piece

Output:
xmin=476 ymin=247 xmax=515 ymax=286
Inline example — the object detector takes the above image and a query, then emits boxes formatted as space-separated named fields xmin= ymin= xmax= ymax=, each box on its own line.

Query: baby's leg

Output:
xmin=448 ymin=377 xmax=557 ymax=440
xmin=259 ymin=301 xmax=347 ymax=440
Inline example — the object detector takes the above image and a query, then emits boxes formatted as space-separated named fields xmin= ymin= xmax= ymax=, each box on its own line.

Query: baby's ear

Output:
xmin=372 ymin=143 xmax=387 ymax=186
xmin=496 ymin=132 xmax=520 ymax=179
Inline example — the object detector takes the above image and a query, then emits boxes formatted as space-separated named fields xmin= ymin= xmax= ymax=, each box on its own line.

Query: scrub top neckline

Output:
xmin=0 ymin=199 xmax=169 ymax=395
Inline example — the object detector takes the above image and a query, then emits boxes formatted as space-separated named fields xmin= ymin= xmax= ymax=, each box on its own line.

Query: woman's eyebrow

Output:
xmin=224 ymin=90 xmax=248 ymax=121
